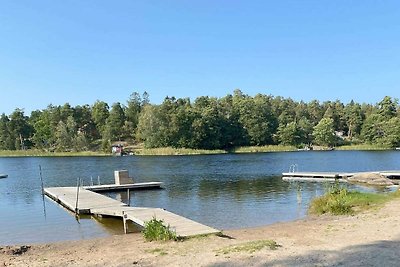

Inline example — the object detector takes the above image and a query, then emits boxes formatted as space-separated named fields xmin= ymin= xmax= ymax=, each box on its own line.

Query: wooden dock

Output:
xmin=44 ymin=186 xmax=219 ymax=237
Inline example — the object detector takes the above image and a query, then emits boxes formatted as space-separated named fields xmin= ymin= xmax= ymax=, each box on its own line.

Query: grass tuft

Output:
xmin=142 ymin=217 xmax=177 ymax=242
xmin=216 ymin=240 xmax=280 ymax=255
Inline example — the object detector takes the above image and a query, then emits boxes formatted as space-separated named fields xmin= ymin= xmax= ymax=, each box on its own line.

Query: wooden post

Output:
xmin=127 ymin=188 xmax=130 ymax=206
xmin=39 ymin=165 xmax=44 ymax=196
xmin=123 ymin=211 xmax=127 ymax=234
xmin=75 ymin=177 xmax=80 ymax=215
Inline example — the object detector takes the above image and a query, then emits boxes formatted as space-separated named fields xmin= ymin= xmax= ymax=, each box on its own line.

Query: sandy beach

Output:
xmin=2 ymin=198 xmax=400 ymax=267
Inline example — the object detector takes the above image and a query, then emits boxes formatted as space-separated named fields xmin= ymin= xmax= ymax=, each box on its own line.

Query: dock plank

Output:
xmin=44 ymin=187 xmax=126 ymax=213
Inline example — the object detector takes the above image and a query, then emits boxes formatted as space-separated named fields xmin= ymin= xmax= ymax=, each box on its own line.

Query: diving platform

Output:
xmin=84 ymin=182 xmax=163 ymax=192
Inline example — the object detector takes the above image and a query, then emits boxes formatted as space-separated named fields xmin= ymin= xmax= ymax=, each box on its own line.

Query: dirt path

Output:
xmin=2 ymin=199 xmax=400 ymax=266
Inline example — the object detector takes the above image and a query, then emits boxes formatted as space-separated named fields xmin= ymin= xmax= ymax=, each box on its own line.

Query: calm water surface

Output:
xmin=1 ymin=151 xmax=399 ymax=245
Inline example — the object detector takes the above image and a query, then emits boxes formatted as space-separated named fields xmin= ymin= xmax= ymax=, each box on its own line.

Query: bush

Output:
xmin=309 ymin=183 xmax=352 ymax=215
xmin=142 ymin=217 xmax=177 ymax=241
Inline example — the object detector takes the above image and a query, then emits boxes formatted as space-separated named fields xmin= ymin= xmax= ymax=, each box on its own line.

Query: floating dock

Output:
xmin=44 ymin=186 xmax=219 ymax=237
xmin=282 ymin=171 xmax=400 ymax=182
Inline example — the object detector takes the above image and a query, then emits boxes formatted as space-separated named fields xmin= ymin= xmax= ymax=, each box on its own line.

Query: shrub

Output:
xmin=309 ymin=183 xmax=352 ymax=215
xmin=142 ymin=217 xmax=177 ymax=241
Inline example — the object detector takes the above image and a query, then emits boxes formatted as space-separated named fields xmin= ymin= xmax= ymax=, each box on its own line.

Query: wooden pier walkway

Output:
xmin=44 ymin=186 xmax=219 ymax=237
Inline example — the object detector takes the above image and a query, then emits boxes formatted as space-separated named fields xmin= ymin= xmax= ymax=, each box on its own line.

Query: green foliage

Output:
xmin=309 ymin=183 xmax=400 ymax=215
xmin=312 ymin=118 xmax=336 ymax=146
xmin=1 ymin=93 xmax=400 ymax=153
xmin=142 ymin=217 xmax=177 ymax=242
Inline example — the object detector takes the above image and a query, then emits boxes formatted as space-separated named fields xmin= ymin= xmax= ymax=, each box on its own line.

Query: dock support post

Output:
xmin=127 ymin=188 xmax=130 ymax=206
xmin=123 ymin=211 xmax=128 ymax=234
xmin=75 ymin=177 xmax=80 ymax=215
xmin=39 ymin=165 xmax=44 ymax=195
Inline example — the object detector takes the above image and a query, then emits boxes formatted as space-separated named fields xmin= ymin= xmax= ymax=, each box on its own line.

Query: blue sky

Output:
xmin=1 ymin=1 xmax=399 ymax=115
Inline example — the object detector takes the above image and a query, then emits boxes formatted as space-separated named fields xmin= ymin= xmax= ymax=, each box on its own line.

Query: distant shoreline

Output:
xmin=0 ymin=145 xmax=395 ymax=157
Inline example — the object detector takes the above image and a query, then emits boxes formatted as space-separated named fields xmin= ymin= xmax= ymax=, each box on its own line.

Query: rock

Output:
xmin=0 ymin=246 xmax=31 ymax=255
xmin=346 ymin=172 xmax=394 ymax=186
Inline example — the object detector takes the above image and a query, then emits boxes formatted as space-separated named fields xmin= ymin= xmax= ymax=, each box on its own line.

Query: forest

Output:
xmin=1 ymin=90 xmax=400 ymax=152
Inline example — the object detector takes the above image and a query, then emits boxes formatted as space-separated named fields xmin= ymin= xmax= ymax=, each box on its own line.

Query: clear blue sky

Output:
xmin=1 ymin=1 xmax=399 ymax=115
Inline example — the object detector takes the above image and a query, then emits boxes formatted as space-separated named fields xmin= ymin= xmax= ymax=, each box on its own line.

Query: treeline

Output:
xmin=1 ymin=90 xmax=400 ymax=152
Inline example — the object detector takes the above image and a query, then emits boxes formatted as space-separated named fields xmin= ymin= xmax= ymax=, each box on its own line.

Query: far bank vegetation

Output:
xmin=1 ymin=90 xmax=400 ymax=155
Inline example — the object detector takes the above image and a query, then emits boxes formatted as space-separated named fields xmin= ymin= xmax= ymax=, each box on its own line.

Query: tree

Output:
xmin=102 ymin=103 xmax=126 ymax=148
xmin=277 ymin=121 xmax=301 ymax=146
xmin=9 ymin=109 xmax=32 ymax=150
xmin=125 ymin=92 xmax=143 ymax=139
xmin=313 ymin=118 xmax=335 ymax=146
xmin=379 ymin=117 xmax=400 ymax=148
xmin=361 ymin=114 xmax=384 ymax=143
xmin=55 ymin=116 xmax=77 ymax=151
xmin=0 ymin=114 xmax=14 ymax=150
xmin=378 ymin=96 xmax=397 ymax=120
xmin=32 ymin=110 xmax=53 ymax=149
xmin=136 ymin=105 xmax=165 ymax=148
xmin=91 ymin=100 xmax=109 ymax=138
xmin=235 ymin=93 xmax=278 ymax=146
xmin=344 ymin=101 xmax=363 ymax=139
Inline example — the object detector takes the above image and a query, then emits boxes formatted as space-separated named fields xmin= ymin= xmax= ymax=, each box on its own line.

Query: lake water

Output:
xmin=1 ymin=151 xmax=399 ymax=245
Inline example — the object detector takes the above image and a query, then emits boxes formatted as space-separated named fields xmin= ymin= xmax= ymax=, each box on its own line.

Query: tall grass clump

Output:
xmin=309 ymin=183 xmax=352 ymax=215
xmin=142 ymin=217 xmax=177 ymax=241
xmin=309 ymin=183 xmax=400 ymax=215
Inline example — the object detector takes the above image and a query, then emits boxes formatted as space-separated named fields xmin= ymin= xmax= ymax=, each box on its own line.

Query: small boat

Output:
xmin=0 ymin=174 xmax=8 ymax=178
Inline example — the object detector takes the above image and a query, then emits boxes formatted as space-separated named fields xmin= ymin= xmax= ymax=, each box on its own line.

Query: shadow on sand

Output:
xmin=208 ymin=239 xmax=400 ymax=267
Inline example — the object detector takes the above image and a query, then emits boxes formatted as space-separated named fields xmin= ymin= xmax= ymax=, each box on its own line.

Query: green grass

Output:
xmin=142 ymin=217 xmax=177 ymax=242
xmin=134 ymin=147 xmax=227 ymax=156
xmin=231 ymin=145 xmax=297 ymax=153
xmin=145 ymin=248 xmax=168 ymax=256
xmin=309 ymin=184 xmax=400 ymax=215
xmin=0 ymin=149 xmax=109 ymax=157
xmin=336 ymin=144 xmax=392 ymax=151
xmin=216 ymin=240 xmax=280 ymax=255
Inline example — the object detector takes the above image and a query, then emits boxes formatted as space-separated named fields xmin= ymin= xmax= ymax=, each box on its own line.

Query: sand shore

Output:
xmin=2 ymin=198 xmax=400 ymax=266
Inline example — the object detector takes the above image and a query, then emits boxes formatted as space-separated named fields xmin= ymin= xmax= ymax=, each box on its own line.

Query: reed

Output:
xmin=134 ymin=147 xmax=227 ymax=156
xmin=232 ymin=145 xmax=297 ymax=153
xmin=0 ymin=149 xmax=109 ymax=157
xmin=336 ymin=144 xmax=392 ymax=151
